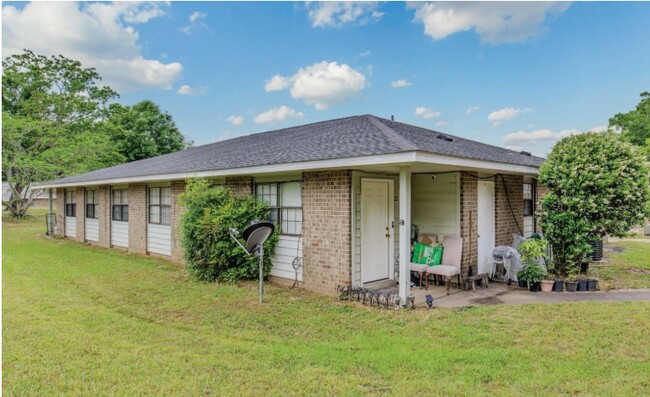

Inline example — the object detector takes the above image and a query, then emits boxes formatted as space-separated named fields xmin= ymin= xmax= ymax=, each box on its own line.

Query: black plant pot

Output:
xmin=577 ymin=280 xmax=588 ymax=291
xmin=587 ymin=279 xmax=598 ymax=291
xmin=565 ymin=281 xmax=578 ymax=292
xmin=553 ymin=280 xmax=565 ymax=292
xmin=518 ymin=279 xmax=528 ymax=289
xmin=529 ymin=282 xmax=540 ymax=292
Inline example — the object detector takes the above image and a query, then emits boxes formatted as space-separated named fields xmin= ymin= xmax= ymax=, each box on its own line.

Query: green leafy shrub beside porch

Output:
xmin=538 ymin=131 xmax=649 ymax=277
xmin=179 ymin=178 xmax=278 ymax=282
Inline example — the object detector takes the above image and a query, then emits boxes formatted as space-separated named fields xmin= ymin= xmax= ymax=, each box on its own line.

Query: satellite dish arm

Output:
xmin=229 ymin=229 xmax=252 ymax=256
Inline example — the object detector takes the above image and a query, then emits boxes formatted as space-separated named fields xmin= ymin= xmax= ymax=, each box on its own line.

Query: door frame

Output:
xmin=360 ymin=178 xmax=395 ymax=283
xmin=477 ymin=180 xmax=495 ymax=274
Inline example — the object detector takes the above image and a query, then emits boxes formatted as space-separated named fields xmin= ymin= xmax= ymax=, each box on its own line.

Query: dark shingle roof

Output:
xmin=47 ymin=114 xmax=545 ymax=185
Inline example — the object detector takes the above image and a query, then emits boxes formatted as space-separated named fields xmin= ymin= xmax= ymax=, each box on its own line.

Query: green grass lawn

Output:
xmin=3 ymin=212 xmax=650 ymax=396
xmin=592 ymin=242 xmax=650 ymax=290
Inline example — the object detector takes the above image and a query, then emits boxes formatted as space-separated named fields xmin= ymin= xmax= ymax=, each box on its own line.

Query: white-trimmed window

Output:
xmin=112 ymin=189 xmax=129 ymax=221
xmin=149 ymin=187 xmax=171 ymax=225
xmin=255 ymin=182 xmax=302 ymax=235
xmin=85 ymin=190 xmax=98 ymax=219
xmin=523 ymin=183 xmax=533 ymax=216
xmin=65 ymin=190 xmax=76 ymax=217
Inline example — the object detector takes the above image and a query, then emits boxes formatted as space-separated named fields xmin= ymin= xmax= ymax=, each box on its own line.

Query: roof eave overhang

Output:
xmin=40 ymin=151 xmax=541 ymax=188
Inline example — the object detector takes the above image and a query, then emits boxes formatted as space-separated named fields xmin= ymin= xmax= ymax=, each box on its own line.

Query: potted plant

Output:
xmin=541 ymin=261 xmax=556 ymax=292
xmin=517 ymin=238 xmax=548 ymax=292
xmin=540 ymin=278 xmax=554 ymax=292
xmin=586 ymin=270 xmax=599 ymax=291
xmin=517 ymin=264 xmax=546 ymax=292
xmin=565 ymin=269 xmax=579 ymax=292
xmin=576 ymin=274 xmax=589 ymax=291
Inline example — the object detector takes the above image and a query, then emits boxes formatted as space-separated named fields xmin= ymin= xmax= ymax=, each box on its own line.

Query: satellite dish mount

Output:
xmin=229 ymin=220 xmax=275 ymax=303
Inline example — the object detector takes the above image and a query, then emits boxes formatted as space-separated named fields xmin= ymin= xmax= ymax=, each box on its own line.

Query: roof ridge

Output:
xmin=365 ymin=115 xmax=419 ymax=152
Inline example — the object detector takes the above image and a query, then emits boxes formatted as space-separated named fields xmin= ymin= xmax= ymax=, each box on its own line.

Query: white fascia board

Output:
xmin=41 ymin=150 xmax=540 ymax=188
xmin=414 ymin=152 xmax=540 ymax=175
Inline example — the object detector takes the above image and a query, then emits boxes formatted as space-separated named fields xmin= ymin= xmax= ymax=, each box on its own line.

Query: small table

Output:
xmin=465 ymin=273 xmax=489 ymax=292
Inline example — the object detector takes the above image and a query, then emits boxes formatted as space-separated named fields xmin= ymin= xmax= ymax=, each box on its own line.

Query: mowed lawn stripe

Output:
xmin=3 ymin=212 xmax=650 ymax=396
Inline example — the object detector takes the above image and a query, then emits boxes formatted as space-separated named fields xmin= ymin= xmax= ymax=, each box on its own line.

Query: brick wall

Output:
xmin=55 ymin=187 xmax=65 ymax=236
xmin=98 ymin=186 xmax=111 ymax=248
xmin=225 ymin=176 xmax=253 ymax=196
xmin=170 ymin=180 xmax=187 ymax=263
xmin=75 ymin=187 xmax=85 ymax=243
xmin=302 ymin=170 xmax=352 ymax=295
xmin=128 ymin=184 xmax=147 ymax=254
xmin=459 ymin=172 xmax=478 ymax=281
xmin=495 ymin=174 xmax=524 ymax=246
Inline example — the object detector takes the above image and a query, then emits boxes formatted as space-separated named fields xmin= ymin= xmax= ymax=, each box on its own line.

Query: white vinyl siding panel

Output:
xmin=270 ymin=235 xmax=303 ymax=281
xmin=111 ymin=220 xmax=129 ymax=248
xmin=411 ymin=173 xmax=459 ymax=238
xmin=148 ymin=223 xmax=171 ymax=256
xmin=65 ymin=216 xmax=76 ymax=238
xmin=85 ymin=218 xmax=99 ymax=242
xmin=523 ymin=216 xmax=534 ymax=238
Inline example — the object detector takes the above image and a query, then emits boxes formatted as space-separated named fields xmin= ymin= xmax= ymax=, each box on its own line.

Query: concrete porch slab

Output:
xmin=367 ymin=281 xmax=650 ymax=308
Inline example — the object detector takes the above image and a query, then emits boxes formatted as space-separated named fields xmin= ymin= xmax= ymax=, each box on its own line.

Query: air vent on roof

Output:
xmin=437 ymin=134 xmax=453 ymax=142
xmin=519 ymin=151 xmax=532 ymax=156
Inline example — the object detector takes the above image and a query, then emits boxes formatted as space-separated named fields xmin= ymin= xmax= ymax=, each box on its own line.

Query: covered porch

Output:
xmin=349 ymin=158 xmax=536 ymax=307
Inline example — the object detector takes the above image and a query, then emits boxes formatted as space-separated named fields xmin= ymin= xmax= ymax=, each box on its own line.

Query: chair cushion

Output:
xmin=426 ymin=265 xmax=460 ymax=277
xmin=410 ymin=263 xmax=428 ymax=272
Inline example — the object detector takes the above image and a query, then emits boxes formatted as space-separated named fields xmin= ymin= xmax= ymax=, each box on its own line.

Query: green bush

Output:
xmin=179 ymin=178 xmax=278 ymax=282
xmin=538 ymin=131 xmax=650 ymax=277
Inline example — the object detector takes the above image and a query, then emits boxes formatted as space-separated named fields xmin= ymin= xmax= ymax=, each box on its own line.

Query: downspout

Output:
xmin=48 ymin=188 xmax=54 ymax=235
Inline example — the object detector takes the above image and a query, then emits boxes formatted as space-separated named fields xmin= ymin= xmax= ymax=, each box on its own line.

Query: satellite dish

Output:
xmin=242 ymin=222 xmax=275 ymax=252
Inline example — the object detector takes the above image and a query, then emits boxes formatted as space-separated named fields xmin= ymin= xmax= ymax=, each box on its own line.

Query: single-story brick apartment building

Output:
xmin=42 ymin=115 xmax=545 ymax=301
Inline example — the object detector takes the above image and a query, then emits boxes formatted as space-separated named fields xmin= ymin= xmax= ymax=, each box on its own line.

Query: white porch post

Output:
xmin=48 ymin=188 xmax=54 ymax=235
xmin=398 ymin=166 xmax=411 ymax=306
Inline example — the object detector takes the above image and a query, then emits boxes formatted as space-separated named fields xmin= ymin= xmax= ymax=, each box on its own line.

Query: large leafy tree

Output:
xmin=609 ymin=92 xmax=650 ymax=158
xmin=538 ymin=132 xmax=649 ymax=276
xmin=2 ymin=50 xmax=124 ymax=217
xmin=107 ymin=100 xmax=191 ymax=162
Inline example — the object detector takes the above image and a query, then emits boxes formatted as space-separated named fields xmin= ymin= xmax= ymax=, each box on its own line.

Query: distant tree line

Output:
xmin=2 ymin=50 xmax=192 ymax=217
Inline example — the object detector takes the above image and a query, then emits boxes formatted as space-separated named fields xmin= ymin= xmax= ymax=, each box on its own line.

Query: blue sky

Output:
xmin=3 ymin=2 xmax=650 ymax=156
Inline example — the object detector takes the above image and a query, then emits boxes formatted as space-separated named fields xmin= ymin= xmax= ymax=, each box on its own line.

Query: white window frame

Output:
xmin=255 ymin=182 xmax=302 ymax=236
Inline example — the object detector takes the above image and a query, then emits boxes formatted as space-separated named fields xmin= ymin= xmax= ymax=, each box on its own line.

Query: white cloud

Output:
xmin=2 ymin=2 xmax=181 ymax=91
xmin=391 ymin=79 xmax=412 ymax=88
xmin=502 ymin=125 xmax=612 ymax=156
xmin=266 ymin=61 xmax=366 ymax=110
xmin=487 ymin=107 xmax=532 ymax=125
xmin=177 ymin=85 xmax=208 ymax=96
xmin=415 ymin=107 xmax=442 ymax=119
xmin=264 ymin=75 xmax=292 ymax=92
xmin=189 ymin=11 xmax=206 ymax=23
xmin=307 ymin=2 xmax=384 ymax=28
xmin=254 ymin=106 xmax=305 ymax=124
xmin=409 ymin=2 xmax=570 ymax=44
xmin=501 ymin=127 xmax=583 ymax=156
xmin=180 ymin=10 xmax=211 ymax=35
xmin=465 ymin=106 xmax=480 ymax=115
xmin=359 ymin=51 xmax=371 ymax=57
xmin=227 ymin=115 xmax=245 ymax=126
xmin=501 ymin=128 xmax=582 ymax=145
xmin=436 ymin=121 xmax=448 ymax=127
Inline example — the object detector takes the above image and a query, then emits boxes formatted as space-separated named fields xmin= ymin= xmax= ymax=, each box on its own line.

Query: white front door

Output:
xmin=361 ymin=179 xmax=393 ymax=283
xmin=477 ymin=181 xmax=495 ymax=274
